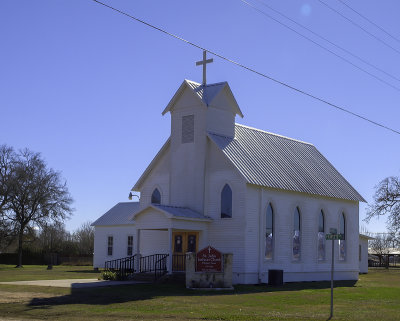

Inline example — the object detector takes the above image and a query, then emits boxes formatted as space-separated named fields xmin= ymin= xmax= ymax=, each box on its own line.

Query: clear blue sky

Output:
xmin=1 ymin=0 xmax=399 ymax=234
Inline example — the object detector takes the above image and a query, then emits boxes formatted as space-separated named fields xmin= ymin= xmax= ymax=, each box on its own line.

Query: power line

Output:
xmin=251 ymin=0 xmax=400 ymax=84
xmin=240 ymin=0 xmax=400 ymax=92
xmin=318 ymin=0 xmax=400 ymax=56
xmin=90 ymin=0 xmax=400 ymax=136
xmin=336 ymin=0 xmax=400 ymax=45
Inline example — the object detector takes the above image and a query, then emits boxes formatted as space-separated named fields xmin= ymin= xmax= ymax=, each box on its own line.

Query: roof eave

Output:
xmin=221 ymin=83 xmax=244 ymax=118
xmin=132 ymin=138 xmax=171 ymax=191
xmin=133 ymin=204 xmax=212 ymax=222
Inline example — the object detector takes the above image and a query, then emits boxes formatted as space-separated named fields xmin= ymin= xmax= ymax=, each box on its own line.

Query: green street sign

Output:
xmin=325 ymin=234 xmax=344 ymax=240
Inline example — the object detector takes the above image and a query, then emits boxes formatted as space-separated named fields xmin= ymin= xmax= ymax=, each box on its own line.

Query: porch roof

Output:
xmin=133 ymin=204 xmax=212 ymax=222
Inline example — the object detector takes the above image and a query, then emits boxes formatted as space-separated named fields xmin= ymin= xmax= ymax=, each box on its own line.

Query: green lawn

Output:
xmin=0 ymin=266 xmax=399 ymax=320
xmin=0 ymin=264 xmax=100 ymax=282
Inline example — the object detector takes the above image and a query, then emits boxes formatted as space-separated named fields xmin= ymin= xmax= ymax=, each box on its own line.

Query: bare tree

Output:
xmin=73 ymin=221 xmax=94 ymax=256
xmin=1 ymin=148 xmax=73 ymax=267
xmin=365 ymin=176 xmax=400 ymax=244
xmin=370 ymin=233 xmax=393 ymax=267
xmin=0 ymin=145 xmax=17 ymax=251
xmin=37 ymin=222 xmax=72 ymax=254
xmin=0 ymin=145 xmax=16 ymax=213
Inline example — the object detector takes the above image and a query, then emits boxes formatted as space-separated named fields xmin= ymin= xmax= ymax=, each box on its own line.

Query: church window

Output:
xmin=107 ymin=236 xmax=113 ymax=256
xmin=174 ymin=235 xmax=183 ymax=253
xmin=182 ymin=114 xmax=194 ymax=143
xmin=151 ymin=188 xmax=161 ymax=204
xmin=265 ymin=203 xmax=274 ymax=260
xmin=293 ymin=207 xmax=301 ymax=261
xmin=359 ymin=244 xmax=362 ymax=262
xmin=318 ymin=210 xmax=325 ymax=261
xmin=339 ymin=213 xmax=346 ymax=260
xmin=221 ymin=184 xmax=232 ymax=218
xmin=127 ymin=235 xmax=133 ymax=256
xmin=188 ymin=234 xmax=197 ymax=253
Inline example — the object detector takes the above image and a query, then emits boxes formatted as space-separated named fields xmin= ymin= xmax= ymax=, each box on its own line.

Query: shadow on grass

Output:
xmin=28 ymin=279 xmax=357 ymax=307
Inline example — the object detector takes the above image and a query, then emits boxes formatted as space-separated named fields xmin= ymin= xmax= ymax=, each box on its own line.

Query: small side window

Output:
xmin=127 ymin=235 xmax=133 ymax=256
xmin=107 ymin=236 xmax=113 ymax=256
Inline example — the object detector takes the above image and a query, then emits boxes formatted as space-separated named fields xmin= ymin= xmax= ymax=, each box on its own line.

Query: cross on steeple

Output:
xmin=196 ymin=50 xmax=213 ymax=86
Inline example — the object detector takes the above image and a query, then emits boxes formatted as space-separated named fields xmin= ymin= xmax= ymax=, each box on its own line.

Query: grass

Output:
xmin=0 ymin=264 xmax=100 ymax=282
xmin=0 ymin=266 xmax=399 ymax=320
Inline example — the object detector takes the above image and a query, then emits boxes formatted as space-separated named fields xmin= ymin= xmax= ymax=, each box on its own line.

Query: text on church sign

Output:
xmin=196 ymin=246 xmax=222 ymax=272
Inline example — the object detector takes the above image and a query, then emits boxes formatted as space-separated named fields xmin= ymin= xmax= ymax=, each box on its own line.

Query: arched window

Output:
xmin=293 ymin=207 xmax=301 ymax=261
xmin=318 ymin=210 xmax=325 ymax=261
xmin=221 ymin=184 xmax=232 ymax=218
xmin=339 ymin=213 xmax=346 ymax=260
xmin=151 ymin=188 xmax=161 ymax=204
xmin=265 ymin=203 xmax=274 ymax=259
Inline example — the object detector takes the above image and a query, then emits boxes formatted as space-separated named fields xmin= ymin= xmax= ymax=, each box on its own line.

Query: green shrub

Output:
xmin=101 ymin=270 xmax=118 ymax=280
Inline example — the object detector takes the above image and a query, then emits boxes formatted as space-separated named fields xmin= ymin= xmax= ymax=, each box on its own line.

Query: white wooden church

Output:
xmin=93 ymin=55 xmax=367 ymax=284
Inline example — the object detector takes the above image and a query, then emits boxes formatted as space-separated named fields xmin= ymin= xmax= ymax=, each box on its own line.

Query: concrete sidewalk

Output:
xmin=0 ymin=278 xmax=146 ymax=288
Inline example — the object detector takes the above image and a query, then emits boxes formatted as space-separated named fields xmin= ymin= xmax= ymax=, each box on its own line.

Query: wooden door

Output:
xmin=172 ymin=232 xmax=198 ymax=271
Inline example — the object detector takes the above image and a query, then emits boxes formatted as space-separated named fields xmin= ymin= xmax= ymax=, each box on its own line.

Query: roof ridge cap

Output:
xmin=184 ymin=79 xmax=227 ymax=87
xmin=235 ymin=123 xmax=313 ymax=146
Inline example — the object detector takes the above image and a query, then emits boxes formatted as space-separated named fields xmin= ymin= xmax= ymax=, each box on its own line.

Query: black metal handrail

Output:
xmin=140 ymin=254 xmax=168 ymax=273
xmin=104 ymin=255 xmax=136 ymax=279
xmin=154 ymin=254 xmax=169 ymax=280
xmin=172 ymin=254 xmax=186 ymax=272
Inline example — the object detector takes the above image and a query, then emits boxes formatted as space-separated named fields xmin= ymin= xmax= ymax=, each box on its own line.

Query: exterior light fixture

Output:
xmin=128 ymin=192 xmax=140 ymax=201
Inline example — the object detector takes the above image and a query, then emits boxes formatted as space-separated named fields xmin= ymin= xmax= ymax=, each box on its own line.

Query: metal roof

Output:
xmin=208 ymin=124 xmax=365 ymax=202
xmin=91 ymin=202 xmax=139 ymax=226
xmin=186 ymin=80 xmax=227 ymax=106
xmin=153 ymin=204 xmax=212 ymax=221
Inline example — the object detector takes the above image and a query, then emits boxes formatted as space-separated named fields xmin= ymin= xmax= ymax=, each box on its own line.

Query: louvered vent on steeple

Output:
xmin=182 ymin=114 xmax=194 ymax=143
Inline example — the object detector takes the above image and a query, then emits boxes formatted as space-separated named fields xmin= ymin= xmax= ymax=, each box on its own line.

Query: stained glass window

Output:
xmin=265 ymin=203 xmax=274 ymax=259
xmin=221 ymin=184 xmax=232 ymax=218
xmin=339 ymin=213 xmax=346 ymax=260
xmin=293 ymin=207 xmax=301 ymax=261
xmin=188 ymin=234 xmax=196 ymax=253
xmin=151 ymin=188 xmax=161 ymax=204
xmin=318 ymin=210 xmax=325 ymax=261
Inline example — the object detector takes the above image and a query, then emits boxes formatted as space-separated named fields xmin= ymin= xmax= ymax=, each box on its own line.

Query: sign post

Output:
xmin=325 ymin=228 xmax=344 ymax=319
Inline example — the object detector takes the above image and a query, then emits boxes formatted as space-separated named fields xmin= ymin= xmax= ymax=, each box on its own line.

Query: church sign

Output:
xmin=196 ymin=246 xmax=222 ymax=272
